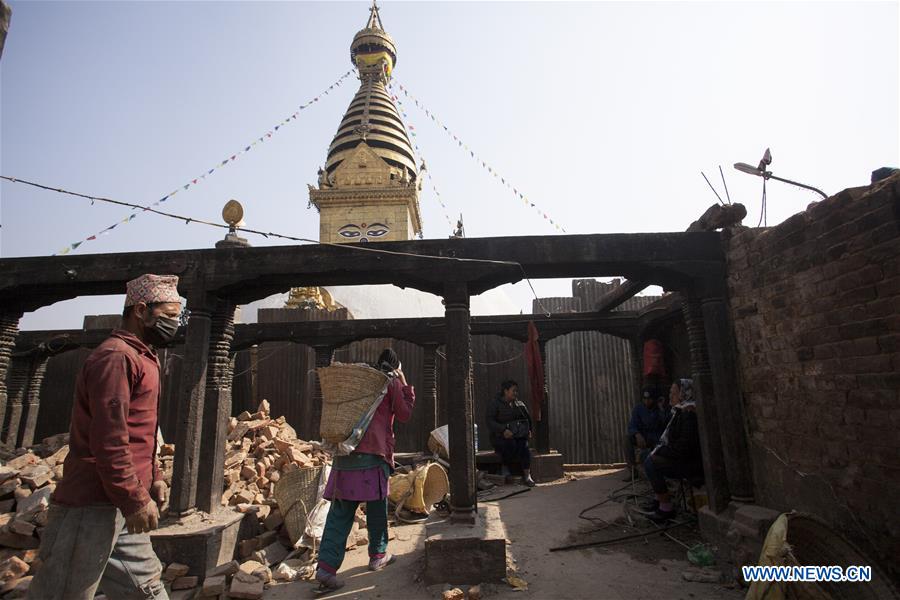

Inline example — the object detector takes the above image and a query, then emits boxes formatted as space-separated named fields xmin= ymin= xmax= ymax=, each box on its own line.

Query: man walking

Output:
xmin=29 ymin=274 xmax=182 ymax=600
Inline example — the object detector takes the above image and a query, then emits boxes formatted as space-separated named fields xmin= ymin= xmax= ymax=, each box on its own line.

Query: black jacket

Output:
xmin=653 ymin=406 xmax=701 ymax=467
xmin=486 ymin=395 xmax=532 ymax=441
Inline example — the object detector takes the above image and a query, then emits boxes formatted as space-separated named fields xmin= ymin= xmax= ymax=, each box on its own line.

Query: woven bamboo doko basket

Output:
xmin=388 ymin=463 xmax=449 ymax=514
xmin=317 ymin=362 xmax=390 ymax=443
xmin=273 ymin=465 xmax=323 ymax=545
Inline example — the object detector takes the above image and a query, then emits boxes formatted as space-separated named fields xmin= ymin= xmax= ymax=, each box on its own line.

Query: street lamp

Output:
xmin=733 ymin=149 xmax=827 ymax=199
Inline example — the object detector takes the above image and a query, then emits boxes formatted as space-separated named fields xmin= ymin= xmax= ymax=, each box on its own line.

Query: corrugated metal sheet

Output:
xmin=536 ymin=280 xmax=661 ymax=464
xmin=469 ymin=335 xmax=531 ymax=454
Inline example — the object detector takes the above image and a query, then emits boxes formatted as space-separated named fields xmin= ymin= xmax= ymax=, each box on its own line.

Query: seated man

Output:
xmin=626 ymin=385 xmax=668 ymax=465
xmin=643 ymin=378 xmax=704 ymax=522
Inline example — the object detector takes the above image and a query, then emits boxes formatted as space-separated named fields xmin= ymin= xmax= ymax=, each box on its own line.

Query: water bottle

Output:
xmin=474 ymin=423 xmax=479 ymax=453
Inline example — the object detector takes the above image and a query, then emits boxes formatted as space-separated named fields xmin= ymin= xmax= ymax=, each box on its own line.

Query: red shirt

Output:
xmin=354 ymin=377 xmax=415 ymax=467
xmin=53 ymin=330 xmax=161 ymax=516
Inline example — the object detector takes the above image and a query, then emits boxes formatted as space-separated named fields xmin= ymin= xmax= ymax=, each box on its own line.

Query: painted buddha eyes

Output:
xmin=338 ymin=223 xmax=389 ymax=240
xmin=366 ymin=223 xmax=388 ymax=237
xmin=338 ymin=226 xmax=361 ymax=238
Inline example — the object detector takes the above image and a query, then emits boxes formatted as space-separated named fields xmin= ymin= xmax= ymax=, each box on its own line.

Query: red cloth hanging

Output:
xmin=643 ymin=339 xmax=667 ymax=378
xmin=524 ymin=321 xmax=545 ymax=421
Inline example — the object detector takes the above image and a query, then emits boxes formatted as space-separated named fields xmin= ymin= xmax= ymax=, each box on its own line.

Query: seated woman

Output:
xmin=485 ymin=380 xmax=535 ymax=487
xmin=643 ymin=378 xmax=704 ymax=522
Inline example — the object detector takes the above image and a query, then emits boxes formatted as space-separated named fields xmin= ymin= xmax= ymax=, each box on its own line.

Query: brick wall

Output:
xmin=726 ymin=174 xmax=900 ymax=573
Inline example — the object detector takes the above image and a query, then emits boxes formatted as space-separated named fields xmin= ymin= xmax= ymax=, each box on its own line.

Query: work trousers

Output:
xmin=317 ymin=497 xmax=389 ymax=573
xmin=28 ymin=503 xmax=167 ymax=600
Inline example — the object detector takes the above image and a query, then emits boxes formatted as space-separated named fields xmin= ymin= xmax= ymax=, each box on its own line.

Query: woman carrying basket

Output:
xmin=316 ymin=348 xmax=415 ymax=593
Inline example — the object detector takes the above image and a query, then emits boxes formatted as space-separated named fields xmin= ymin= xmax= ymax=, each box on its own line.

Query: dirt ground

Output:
xmin=264 ymin=469 xmax=744 ymax=600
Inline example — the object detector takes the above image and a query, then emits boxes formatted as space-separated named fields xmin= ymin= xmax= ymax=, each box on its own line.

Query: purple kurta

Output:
xmin=323 ymin=467 xmax=389 ymax=502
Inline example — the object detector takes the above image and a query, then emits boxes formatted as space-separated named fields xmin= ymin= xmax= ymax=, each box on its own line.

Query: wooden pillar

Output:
xmin=311 ymin=345 xmax=334 ymax=438
xmin=196 ymin=299 xmax=236 ymax=514
xmin=171 ymin=302 xmax=213 ymax=517
xmin=423 ymin=343 xmax=439 ymax=432
xmin=249 ymin=345 xmax=259 ymax=406
xmin=19 ymin=354 xmax=49 ymax=448
xmin=0 ymin=311 xmax=21 ymax=442
xmin=444 ymin=282 xmax=476 ymax=523
xmin=701 ymin=296 xmax=755 ymax=503
xmin=4 ymin=355 xmax=28 ymax=449
xmin=630 ymin=335 xmax=643 ymax=401
xmin=682 ymin=297 xmax=730 ymax=512
xmin=535 ymin=340 xmax=550 ymax=454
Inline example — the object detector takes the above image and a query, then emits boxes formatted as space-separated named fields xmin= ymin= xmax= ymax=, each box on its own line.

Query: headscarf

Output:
xmin=652 ymin=377 xmax=695 ymax=455
xmin=677 ymin=378 xmax=694 ymax=407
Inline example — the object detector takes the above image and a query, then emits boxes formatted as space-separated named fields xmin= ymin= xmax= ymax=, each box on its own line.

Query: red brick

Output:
xmin=857 ymin=372 xmax=900 ymax=389
xmin=834 ymin=285 xmax=878 ymax=309
xmin=848 ymin=389 xmax=896 ymax=409
xmin=840 ymin=355 xmax=893 ymax=374
xmin=876 ymin=275 xmax=900 ymax=297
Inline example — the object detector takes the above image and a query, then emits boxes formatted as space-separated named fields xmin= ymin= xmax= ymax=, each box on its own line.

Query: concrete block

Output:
xmin=424 ymin=505 xmax=506 ymax=585
xmin=529 ymin=451 xmax=565 ymax=482
xmin=734 ymin=504 xmax=781 ymax=539
xmin=151 ymin=510 xmax=250 ymax=580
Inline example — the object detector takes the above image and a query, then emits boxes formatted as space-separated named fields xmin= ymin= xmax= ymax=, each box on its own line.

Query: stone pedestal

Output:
xmin=151 ymin=510 xmax=254 ymax=580
xmin=424 ymin=504 xmax=507 ymax=585
xmin=529 ymin=451 xmax=565 ymax=483
xmin=698 ymin=502 xmax=781 ymax=583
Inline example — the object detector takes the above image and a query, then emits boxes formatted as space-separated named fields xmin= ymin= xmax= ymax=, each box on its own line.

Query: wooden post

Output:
xmin=630 ymin=335 xmax=643 ymax=401
xmin=682 ymin=297 xmax=730 ymax=512
xmin=19 ymin=353 xmax=49 ymax=448
xmin=701 ymin=296 xmax=755 ymax=503
xmin=4 ymin=355 xmax=28 ymax=449
xmin=196 ymin=299 xmax=236 ymax=514
xmin=0 ymin=311 xmax=21 ymax=443
xmin=170 ymin=301 xmax=212 ymax=517
xmin=444 ymin=282 xmax=476 ymax=523
xmin=250 ymin=345 xmax=259 ymax=406
xmin=311 ymin=345 xmax=334 ymax=438
xmin=423 ymin=343 xmax=439 ymax=432
xmin=535 ymin=340 xmax=550 ymax=454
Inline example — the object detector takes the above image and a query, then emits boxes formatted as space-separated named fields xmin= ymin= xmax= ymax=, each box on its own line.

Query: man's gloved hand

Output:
xmin=125 ymin=500 xmax=160 ymax=534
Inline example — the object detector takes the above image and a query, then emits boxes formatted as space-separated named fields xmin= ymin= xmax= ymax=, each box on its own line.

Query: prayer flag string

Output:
xmin=54 ymin=70 xmax=354 ymax=255
xmin=385 ymin=82 xmax=455 ymax=233
xmin=391 ymin=79 xmax=566 ymax=233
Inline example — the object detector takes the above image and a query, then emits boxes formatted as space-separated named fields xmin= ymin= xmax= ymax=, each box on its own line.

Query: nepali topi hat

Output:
xmin=125 ymin=274 xmax=181 ymax=307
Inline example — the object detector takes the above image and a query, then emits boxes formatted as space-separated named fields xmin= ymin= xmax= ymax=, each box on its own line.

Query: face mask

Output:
xmin=144 ymin=314 xmax=180 ymax=346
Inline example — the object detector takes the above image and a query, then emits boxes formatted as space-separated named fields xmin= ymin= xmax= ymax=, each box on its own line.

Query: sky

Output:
xmin=2 ymin=1 xmax=897 ymax=330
